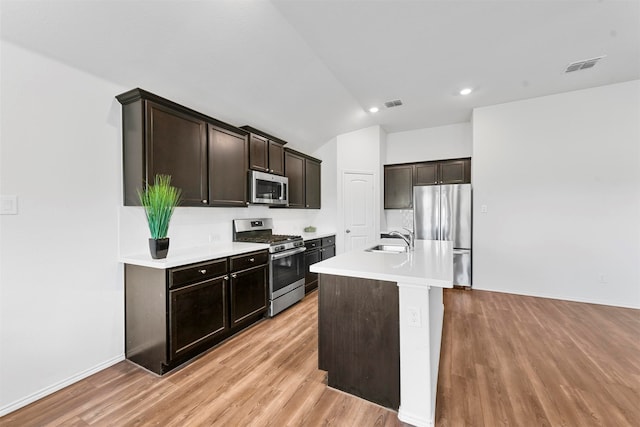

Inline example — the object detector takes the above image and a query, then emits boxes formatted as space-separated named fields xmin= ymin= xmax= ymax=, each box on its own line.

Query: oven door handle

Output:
xmin=270 ymin=246 xmax=306 ymax=260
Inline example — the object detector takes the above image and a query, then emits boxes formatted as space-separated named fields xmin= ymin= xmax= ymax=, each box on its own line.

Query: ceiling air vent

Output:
xmin=565 ymin=56 xmax=605 ymax=73
xmin=384 ymin=99 xmax=403 ymax=108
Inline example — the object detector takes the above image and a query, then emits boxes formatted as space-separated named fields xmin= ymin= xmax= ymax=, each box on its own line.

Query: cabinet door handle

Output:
xmin=202 ymin=199 xmax=208 ymax=204
xmin=224 ymin=275 xmax=229 ymax=281
xmin=198 ymin=269 xmax=207 ymax=274
xmin=231 ymin=273 xmax=238 ymax=279
xmin=249 ymin=257 xmax=255 ymax=262
xmin=346 ymin=229 xmax=351 ymax=233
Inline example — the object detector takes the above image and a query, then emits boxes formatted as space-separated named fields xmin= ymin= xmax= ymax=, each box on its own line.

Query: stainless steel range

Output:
xmin=233 ymin=218 xmax=305 ymax=317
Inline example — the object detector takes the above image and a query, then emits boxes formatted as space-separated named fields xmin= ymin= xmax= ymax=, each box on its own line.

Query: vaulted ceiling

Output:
xmin=2 ymin=0 xmax=639 ymax=153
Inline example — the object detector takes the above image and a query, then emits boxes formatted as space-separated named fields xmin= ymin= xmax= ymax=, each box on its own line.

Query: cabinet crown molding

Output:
xmin=284 ymin=147 xmax=322 ymax=163
xmin=115 ymin=88 xmax=248 ymax=136
xmin=240 ymin=126 xmax=288 ymax=146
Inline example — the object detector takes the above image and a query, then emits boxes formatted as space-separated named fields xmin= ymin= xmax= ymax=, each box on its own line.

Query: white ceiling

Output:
xmin=2 ymin=0 xmax=639 ymax=154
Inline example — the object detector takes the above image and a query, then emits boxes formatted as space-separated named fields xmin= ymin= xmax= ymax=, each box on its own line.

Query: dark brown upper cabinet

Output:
xmin=124 ymin=99 xmax=208 ymax=206
xmin=208 ymin=125 xmax=249 ymax=207
xmin=285 ymin=150 xmax=305 ymax=208
xmin=285 ymin=148 xmax=321 ymax=209
xmin=384 ymin=164 xmax=414 ymax=209
xmin=241 ymin=126 xmax=287 ymax=176
xmin=117 ymin=88 xmax=250 ymax=207
xmin=268 ymin=141 xmax=285 ymax=175
xmin=384 ymin=158 xmax=471 ymax=209
xmin=439 ymin=158 xmax=471 ymax=184
xmin=414 ymin=162 xmax=438 ymax=185
xmin=305 ymin=158 xmax=321 ymax=209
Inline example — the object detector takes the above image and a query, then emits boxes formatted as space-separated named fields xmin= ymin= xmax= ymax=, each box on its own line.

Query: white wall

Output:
xmin=313 ymin=137 xmax=338 ymax=232
xmin=473 ymin=80 xmax=640 ymax=308
xmin=336 ymin=126 xmax=385 ymax=253
xmin=385 ymin=122 xmax=472 ymax=164
xmin=384 ymin=123 xmax=472 ymax=231
xmin=0 ymin=41 xmax=337 ymax=416
xmin=0 ymin=42 xmax=126 ymax=414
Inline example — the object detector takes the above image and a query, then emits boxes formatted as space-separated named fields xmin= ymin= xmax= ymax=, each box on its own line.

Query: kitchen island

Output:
xmin=310 ymin=239 xmax=453 ymax=427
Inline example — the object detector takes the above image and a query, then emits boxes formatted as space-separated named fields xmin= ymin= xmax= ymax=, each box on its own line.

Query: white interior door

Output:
xmin=343 ymin=172 xmax=375 ymax=252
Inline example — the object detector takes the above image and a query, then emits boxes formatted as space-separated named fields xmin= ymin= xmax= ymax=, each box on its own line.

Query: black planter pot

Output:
xmin=149 ymin=238 xmax=170 ymax=259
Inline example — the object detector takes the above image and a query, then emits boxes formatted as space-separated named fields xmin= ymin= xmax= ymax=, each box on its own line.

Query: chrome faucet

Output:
xmin=389 ymin=228 xmax=414 ymax=251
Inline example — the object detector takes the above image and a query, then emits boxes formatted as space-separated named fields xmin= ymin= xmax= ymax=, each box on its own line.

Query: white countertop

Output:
xmin=301 ymin=231 xmax=336 ymax=241
xmin=120 ymin=242 xmax=269 ymax=269
xmin=310 ymin=239 xmax=453 ymax=288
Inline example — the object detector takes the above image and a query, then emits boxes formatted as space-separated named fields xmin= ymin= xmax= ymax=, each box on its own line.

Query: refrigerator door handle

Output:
xmin=453 ymin=249 xmax=471 ymax=255
xmin=436 ymin=187 xmax=441 ymax=241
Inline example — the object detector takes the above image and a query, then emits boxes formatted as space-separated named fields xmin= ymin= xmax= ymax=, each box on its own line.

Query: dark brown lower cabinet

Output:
xmin=320 ymin=244 xmax=335 ymax=260
xmin=318 ymin=274 xmax=400 ymax=410
xmin=304 ymin=235 xmax=335 ymax=294
xmin=169 ymin=276 xmax=227 ymax=360
xmin=124 ymin=249 xmax=268 ymax=375
xmin=304 ymin=248 xmax=321 ymax=293
xmin=230 ymin=264 xmax=268 ymax=327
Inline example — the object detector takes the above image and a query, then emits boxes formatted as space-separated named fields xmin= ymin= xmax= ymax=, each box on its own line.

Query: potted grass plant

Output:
xmin=138 ymin=174 xmax=182 ymax=259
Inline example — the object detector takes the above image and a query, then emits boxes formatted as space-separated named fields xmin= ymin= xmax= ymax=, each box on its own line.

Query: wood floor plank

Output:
xmin=436 ymin=289 xmax=640 ymax=427
xmin=2 ymin=288 xmax=638 ymax=426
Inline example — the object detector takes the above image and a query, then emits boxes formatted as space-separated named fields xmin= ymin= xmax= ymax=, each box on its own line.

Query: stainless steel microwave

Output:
xmin=249 ymin=170 xmax=289 ymax=206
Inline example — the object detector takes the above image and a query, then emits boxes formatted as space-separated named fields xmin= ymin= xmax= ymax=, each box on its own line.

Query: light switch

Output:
xmin=0 ymin=195 xmax=18 ymax=215
xmin=481 ymin=204 xmax=488 ymax=213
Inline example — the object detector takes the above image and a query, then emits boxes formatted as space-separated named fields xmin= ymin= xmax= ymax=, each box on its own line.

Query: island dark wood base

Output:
xmin=318 ymin=274 xmax=400 ymax=410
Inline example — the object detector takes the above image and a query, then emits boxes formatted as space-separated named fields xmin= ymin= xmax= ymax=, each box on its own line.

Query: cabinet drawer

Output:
xmin=169 ymin=258 xmax=227 ymax=289
xmin=321 ymin=236 xmax=335 ymax=247
xmin=230 ymin=250 xmax=269 ymax=272
xmin=305 ymin=239 xmax=321 ymax=251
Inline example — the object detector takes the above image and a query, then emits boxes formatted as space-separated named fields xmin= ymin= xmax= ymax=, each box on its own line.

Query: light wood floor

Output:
xmin=2 ymin=288 xmax=639 ymax=426
xmin=437 ymin=289 xmax=640 ymax=426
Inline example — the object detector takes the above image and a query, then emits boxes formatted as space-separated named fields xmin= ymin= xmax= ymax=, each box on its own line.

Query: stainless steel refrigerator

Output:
xmin=413 ymin=184 xmax=472 ymax=287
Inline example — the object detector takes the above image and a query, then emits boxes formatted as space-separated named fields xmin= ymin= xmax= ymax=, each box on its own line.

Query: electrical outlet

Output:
xmin=481 ymin=204 xmax=488 ymax=213
xmin=407 ymin=307 xmax=421 ymax=327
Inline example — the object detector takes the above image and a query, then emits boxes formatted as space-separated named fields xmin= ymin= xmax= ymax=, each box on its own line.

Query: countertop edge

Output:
xmin=311 ymin=265 xmax=452 ymax=288
xmin=301 ymin=231 xmax=337 ymax=241
xmin=120 ymin=242 xmax=270 ymax=269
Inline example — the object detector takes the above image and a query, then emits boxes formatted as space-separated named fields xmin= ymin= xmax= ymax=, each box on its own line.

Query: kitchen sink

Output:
xmin=365 ymin=244 xmax=408 ymax=253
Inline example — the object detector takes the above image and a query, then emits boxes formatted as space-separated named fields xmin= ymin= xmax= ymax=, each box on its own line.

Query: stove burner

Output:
xmin=235 ymin=234 xmax=302 ymax=244
xmin=232 ymin=218 xmax=305 ymax=254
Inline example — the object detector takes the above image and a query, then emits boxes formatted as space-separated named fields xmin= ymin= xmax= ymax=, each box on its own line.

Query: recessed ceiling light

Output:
xmin=459 ymin=88 xmax=473 ymax=96
xmin=369 ymin=107 xmax=379 ymax=113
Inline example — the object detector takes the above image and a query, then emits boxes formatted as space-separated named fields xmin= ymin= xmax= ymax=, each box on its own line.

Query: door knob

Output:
xmin=345 ymin=229 xmax=351 ymax=233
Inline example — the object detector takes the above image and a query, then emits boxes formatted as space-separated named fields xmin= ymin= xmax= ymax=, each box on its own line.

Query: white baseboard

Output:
xmin=398 ymin=406 xmax=433 ymax=427
xmin=0 ymin=354 xmax=124 ymax=417
xmin=470 ymin=286 xmax=640 ymax=310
